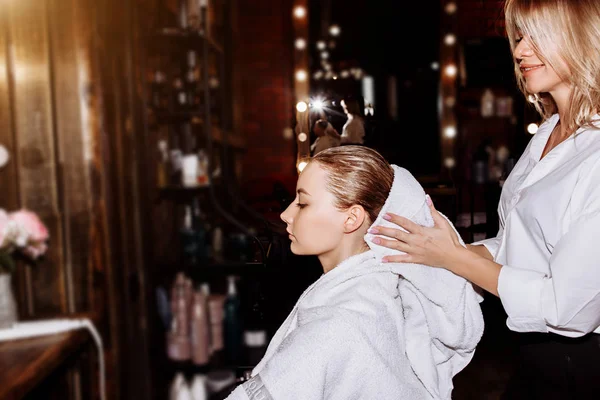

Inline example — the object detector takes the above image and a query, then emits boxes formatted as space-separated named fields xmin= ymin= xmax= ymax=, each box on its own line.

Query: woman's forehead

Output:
xmin=297 ymin=162 xmax=327 ymax=191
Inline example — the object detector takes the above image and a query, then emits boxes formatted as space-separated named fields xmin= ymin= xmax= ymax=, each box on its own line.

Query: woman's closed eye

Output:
xmin=296 ymin=203 xmax=307 ymax=209
xmin=515 ymin=36 xmax=523 ymax=43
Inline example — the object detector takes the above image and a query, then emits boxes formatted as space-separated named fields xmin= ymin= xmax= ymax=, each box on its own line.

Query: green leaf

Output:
xmin=0 ymin=252 xmax=15 ymax=274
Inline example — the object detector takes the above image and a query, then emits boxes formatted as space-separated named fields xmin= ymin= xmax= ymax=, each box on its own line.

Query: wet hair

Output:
xmin=505 ymin=0 xmax=600 ymax=132
xmin=311 ymin=146 xmax=394 ymax=224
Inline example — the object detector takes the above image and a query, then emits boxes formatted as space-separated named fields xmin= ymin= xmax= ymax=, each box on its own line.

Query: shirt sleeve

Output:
xmin=497 ymin=158 xmax=600 ymax=337
xmin=471 ymin=201 xmax=506 ymax=259
xmin=470 ymin=227 xmax=503 ymax=259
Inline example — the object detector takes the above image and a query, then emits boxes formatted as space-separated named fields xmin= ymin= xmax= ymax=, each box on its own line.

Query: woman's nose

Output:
xmin=280 ymin=204 xmax=293 ymax=225
xmin=514 ymin=39 xmax=533 ymax=61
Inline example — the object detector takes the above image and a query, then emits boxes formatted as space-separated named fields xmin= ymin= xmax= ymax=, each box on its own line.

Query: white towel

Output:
xmin=225 ymin=165 xmax=484 ymax=400
xmin=365 ymin=165 xmax=484 ymax=399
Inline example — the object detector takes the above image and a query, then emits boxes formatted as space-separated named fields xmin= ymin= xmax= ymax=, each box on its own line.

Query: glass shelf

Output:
xmin=149 ymin=29 xmax=224 ymax=54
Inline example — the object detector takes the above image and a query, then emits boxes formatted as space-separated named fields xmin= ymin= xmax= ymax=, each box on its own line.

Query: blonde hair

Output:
xmin=311 ymin=146 xmax=393 ymax=224
xmin=505 ymin=0 xmax=600 ymax=132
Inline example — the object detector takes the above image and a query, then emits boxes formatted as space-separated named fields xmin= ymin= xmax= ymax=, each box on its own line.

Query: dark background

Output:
xmin=308 ymin=0 xmax=442 ymax=176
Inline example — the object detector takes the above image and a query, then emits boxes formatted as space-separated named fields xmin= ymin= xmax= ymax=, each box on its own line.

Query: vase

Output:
xmin=0 ymin=273 xmax=18 ymax=329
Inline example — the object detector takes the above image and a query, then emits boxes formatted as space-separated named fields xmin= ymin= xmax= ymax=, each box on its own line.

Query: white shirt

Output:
xmin=341 ymin=114 xmax=365 ymax=145
xmin=475 ymin=114 xmax=600 ymax=337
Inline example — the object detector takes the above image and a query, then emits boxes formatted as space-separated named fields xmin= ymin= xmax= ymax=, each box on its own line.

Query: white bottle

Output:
xmin=176 ymin=381 xmax=194 ymax=400
xmin=190 ymin=374 xmax=208 ymax=400
xmin=169 ymin=372 xmax=186 ymax=400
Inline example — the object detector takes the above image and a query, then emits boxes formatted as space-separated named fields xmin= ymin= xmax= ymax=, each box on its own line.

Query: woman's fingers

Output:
xmin=383 ymin=213 xmax=423 ymax=234
xmin=370 ymin=236 xmax=411 ymax=253
xmin=369 ymin=226 xmax=409 ymax=242
xmin=382 ymin=254 xmax=413 ymax=263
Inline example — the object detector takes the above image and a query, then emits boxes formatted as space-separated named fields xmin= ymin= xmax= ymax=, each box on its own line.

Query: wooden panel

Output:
xmin=0 ymin=4 xmax=30 ymax=311
xmin=47 ymin=0 xmax=92 ymax=314
xmin=7 ymin=0 xmax=67 ymax=315
xmin=70 ymin=0 xmax=123 ymax=396
xmin=0 ymin=9 xmax=18 ymax=210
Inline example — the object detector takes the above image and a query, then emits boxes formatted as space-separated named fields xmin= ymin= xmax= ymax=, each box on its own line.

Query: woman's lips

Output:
xmin=520 ymin=63 xmax=544 ymax=77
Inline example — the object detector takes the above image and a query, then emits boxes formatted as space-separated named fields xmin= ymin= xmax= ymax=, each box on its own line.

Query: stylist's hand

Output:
xmin=368 ymin=196 xmax=464 ymax=270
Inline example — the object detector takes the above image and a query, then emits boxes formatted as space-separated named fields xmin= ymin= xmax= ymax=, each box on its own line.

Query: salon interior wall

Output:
xmin=237 ymin=0 xmax=298 ymax=186
xmin=0 ymin=0 xmax=159 ymax=398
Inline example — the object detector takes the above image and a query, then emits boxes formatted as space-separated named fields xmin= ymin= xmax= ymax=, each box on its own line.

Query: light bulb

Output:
xmin=444 ymin=126 xmax=457 ymax=138
xmin=296 ymin=101 xmax=308 ymax=112
xmin=444 ymin=64 xmax=457 ymax=77
xmin=444 ymin=34 xmax=456 ymax=46
xmin=298 ymin=132 xmax=307 ymax=142
xmin=445 ymin=2 xmax=457 ymax=14
xmin=294 ymin=38 xmax=307 ymax=50
xmin=295 ymin=69 xmax=307 ymax=82
xmin=293 ymin=6 xmax=306 ymax=19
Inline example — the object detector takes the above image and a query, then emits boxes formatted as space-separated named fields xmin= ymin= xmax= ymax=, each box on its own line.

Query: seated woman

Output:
xmin=226 ymin=146 xmax=483 ymax=400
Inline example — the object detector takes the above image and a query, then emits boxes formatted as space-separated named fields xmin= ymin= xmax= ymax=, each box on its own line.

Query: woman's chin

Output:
xmin=290 ymin=242 xmax=313 ymax=256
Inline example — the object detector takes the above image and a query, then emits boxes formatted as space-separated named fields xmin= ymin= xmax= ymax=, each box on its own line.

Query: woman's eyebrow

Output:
xmin=297 ymin=188 xmax=311 ymax=196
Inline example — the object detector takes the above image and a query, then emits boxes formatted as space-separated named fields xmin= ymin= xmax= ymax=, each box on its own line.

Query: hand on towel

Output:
xmin=369 ymin=196 xmax=466 ymax=269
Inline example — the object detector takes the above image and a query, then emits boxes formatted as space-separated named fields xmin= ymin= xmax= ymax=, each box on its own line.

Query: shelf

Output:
xmin=188 ymin=261 xmax=267 ymax=279
xmin=151 ymin=110 xmax=205 ymax=125
xmin=150 ymin=29 xmax=224 ymax=54
xmin=148 ymin=112 xmax=245 ymax=150
xmin=212 ymin=126 xmax=246 ymax=150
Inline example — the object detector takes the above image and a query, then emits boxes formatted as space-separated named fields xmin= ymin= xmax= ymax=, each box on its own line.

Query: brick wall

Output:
xmin=457 ymin=0 xmax=505 ymax=38
xmin=236 ymin=0 xmax=297 ymax=185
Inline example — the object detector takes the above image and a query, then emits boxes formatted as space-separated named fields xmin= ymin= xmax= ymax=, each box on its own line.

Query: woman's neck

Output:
xmin=318 ymin=234 xmax=369 ymax=274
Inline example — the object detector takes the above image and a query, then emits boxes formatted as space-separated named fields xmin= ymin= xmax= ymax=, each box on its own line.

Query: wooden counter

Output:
xmin=0 ymin=328 xmax=92 ymax=399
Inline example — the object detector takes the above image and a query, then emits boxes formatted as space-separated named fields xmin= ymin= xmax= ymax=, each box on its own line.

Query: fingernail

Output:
xmin=372 ymin=238 xmax=381 ymax=244
xmin=383 ymin=214 xmax=392 ymax=221
xmin=425 ymin=195 xmax=432 ymax=206
xmin=367 ymin=228 xmax=379 ymax=234
xmin=381 ymin=257 xmax=389 ymax=263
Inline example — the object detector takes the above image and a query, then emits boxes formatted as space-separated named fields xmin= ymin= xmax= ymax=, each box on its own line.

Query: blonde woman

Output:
xmin=340 ymin=98 xmax=365 ymax=145
xmin=373 ymin=0 xmax=600 ymax=398
xmin=226 ymin=146 xmax=483 ymax=400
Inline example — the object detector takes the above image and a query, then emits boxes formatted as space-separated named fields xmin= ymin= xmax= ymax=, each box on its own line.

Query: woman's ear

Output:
xmin=344 ymin=205 xmax=367 ymax=233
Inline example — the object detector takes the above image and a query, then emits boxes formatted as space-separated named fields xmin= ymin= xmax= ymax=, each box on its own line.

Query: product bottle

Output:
xmin=151 ymin=70 xmax=166 ymax=110
xmin=157 ymin=140 xmax=169 ymax=188
xmin=167 ymin=277 xmax=192 ymax=361
xmin=178 ymin=0 xmax=189 ymax=31
xmin=169 ymin=372 xmax=187 ymax=400
xmin=190 ymin=374 xmax=208 ymax=400
xmin=174 ymin=77 xmax=188 ymax=112
xmin=186 ymin=51 xmax=201 ymax=109
xmin=223 ymin=275 xmax=242 ymax=364
xmin=181 ymin=206 xmax=201 ymax=267
xmin=191 ymin=199 xmax=208 ymax=263
xmin=480 ymin=88 xmax=495 ymax=118
xmin=243 ymin=282 xmax=268 ymax=366
xmin=190 ymin=288 xmax=211 ymax=366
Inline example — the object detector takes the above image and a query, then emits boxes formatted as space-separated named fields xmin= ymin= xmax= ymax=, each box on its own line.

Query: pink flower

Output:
xmin=23 ymin=241 xmax=48 ymax=260
xmin=10 ymin=209 xmax=49 ymax=243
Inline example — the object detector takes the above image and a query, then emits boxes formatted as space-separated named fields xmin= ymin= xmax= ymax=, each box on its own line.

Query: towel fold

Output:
xmin=365 ymin=165 xmax=484 ymax=399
